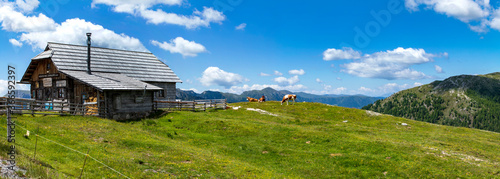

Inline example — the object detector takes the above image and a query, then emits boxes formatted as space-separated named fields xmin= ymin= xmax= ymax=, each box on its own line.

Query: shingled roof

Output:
xmin=59 ymin=70 xmax=162 ymax=91
xmin=21 ymin=42 xmax=182 ymax=83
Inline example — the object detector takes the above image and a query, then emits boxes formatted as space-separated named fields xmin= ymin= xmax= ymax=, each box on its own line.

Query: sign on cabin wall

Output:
xmin=39 ymin=73 xmax=59 ymax=78
xmin=56 ymin=80 xmax=67 ymax=87
xmin=43 ymin=78 xmax=52 ymax=87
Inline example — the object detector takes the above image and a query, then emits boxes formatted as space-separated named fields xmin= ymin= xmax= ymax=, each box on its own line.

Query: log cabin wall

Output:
xmin=149 ymin=82 xmax=176 ymax=101
xmin=29 ymin=59 xmax=71 ymax=102
xmin=73 ymin=80 xmax=97 ymax=105
xmin=105 ymin=90 xmax=154 ymax=120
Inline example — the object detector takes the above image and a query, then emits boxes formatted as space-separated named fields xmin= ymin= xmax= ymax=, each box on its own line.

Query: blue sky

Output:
xmin=1 ymin=0 xmax=500 ymax=97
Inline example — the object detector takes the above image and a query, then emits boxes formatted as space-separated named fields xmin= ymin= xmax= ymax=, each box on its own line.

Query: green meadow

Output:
xmin=0 ymin=102 xmax=499 ymax=178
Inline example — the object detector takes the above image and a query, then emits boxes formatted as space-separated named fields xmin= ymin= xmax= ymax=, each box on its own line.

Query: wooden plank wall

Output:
xmin=30 ymin=59 xmax=71 ymax=102
xmin=149 ymin=82 xmax=176 ymax=101
xmin=106 ymin=90 xmax=155 ymax=119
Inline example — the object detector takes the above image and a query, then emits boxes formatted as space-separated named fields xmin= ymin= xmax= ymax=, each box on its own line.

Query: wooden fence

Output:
xmin=1 ymin=98 xmax=228 ymax=117
xmin=154 ymin=99 xmax=227 ymax=111
xmin=0 ymin=97 xmax=103 ymax=117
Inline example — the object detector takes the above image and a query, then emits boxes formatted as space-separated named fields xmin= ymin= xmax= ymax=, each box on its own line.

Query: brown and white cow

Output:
xmin=247 ymin=97 xmax=259 ymax=102
xmin=258 ymin=95 xmax=266 ymax=102
xmin=281 ymin=94 xmax=297 ymax=105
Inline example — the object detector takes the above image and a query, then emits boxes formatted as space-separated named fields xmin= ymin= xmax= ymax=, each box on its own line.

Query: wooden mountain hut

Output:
xmin=19 ymin=34 xmax=182 ymax=120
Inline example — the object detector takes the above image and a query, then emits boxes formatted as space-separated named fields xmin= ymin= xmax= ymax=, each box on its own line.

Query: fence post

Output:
xmin=31 ymin=101 xmax=34 ymax=116
xmin=79 ymin=148 xmax=91 ymax=179
xmin=82 ymin=104 xmax=85 ymax=116
xmin=192 ymin=102 xmax=195 ymax=112
xmin=60 ymin=102 xmax=63 ymax=115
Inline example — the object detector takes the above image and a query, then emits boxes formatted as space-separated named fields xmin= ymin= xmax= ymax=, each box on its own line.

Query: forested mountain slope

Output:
xmin=363 ymin=72 xmax=500 ymax=132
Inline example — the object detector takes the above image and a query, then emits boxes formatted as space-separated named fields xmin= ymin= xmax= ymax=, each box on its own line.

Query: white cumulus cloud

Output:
xmin=235 ymin=23 xmax=246 ymax=30
xmin=199 ymin=67 xmax=246 ymax=88
xmin=307 ymin=86 xmax=347 ymax=95
xmin=0 ymin=2 xmax=147 ymax=51
xmin=404 ymin=0 xmax=497 ymax=32
xmin=316 ymin=78 xmax=323 ymax=83
xmin=0 ymin=79 xmax=6 ymax=96
xmin=259 ymin=72 xmax=271 ymax=76
xmin=405 ymin=0 xmax=489 ymax=22
xmin=20 ymin=18 xmax=146 ymax=51
xmin=323 ymin=47 xmax=362 ymax=61
xmin=289 ymin=69 xmax=305 ymax=75
xmin=92 ymin=0 xmax=225 ymax=29
xmin=274 ymin=70 xmax=283 ymax=76
xmin=340 ymin=47 xmax=440 ymax=80
xmin=273 ymin=75 xmax=300 ymax=86
xmin=14 ymin=0 xmax=39 ymax=13
xmin=91 ymin=0 xmax=183 ymax=13
xmin=0 ymin=80 xmax=31 ymax=97
xmin=435 ymin=65 xmax=444 ymax=73
xmin=228 ymin=84 xmax=307 ymax=95
xmin=9 ymin=38 xmax=22 ymax=47
xmin=151 ymin=37 xmax=207 ymax=58
xmin=356 ymin=82 xmax=423 ymax=96
xmin=0 ymin=4 xmax=57 ymax=33
xmin=490 ymin=9 xmax=500 ymax=30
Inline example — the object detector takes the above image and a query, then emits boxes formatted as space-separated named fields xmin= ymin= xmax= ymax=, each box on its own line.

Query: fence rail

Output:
xmin=154 ymin=99 xmax=227 ymax=111
xmin=1 ymin=98 xmax=228 ymax=117
xmin=0 ymin=97 xmax=103 ymax=117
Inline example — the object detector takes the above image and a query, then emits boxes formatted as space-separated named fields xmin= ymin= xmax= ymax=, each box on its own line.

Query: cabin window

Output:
xmin=57 ymin=88 xmax=66 ymax=99
xmin=36 ymin=89 xmax=43 ymax=100
xmin=47 ymin=63 xmax=51 ymax=71
xmin=158 ymin=90 xmax=165 ymax=98
xmin=44 ymin=88 xmax=52 ymax=101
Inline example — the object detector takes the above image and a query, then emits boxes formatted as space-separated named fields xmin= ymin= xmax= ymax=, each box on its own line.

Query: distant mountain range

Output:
xmin=363 ymin=72 xmax=500 ymax=133
xmin=2 ymin=90 xmax=31 ymax=99
xmin=176 ymin=87 xmax=384 ymax=109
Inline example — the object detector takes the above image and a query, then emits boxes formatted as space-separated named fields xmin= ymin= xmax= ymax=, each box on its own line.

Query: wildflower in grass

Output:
xmin=24 ymin=130 xmax=30 ymax=138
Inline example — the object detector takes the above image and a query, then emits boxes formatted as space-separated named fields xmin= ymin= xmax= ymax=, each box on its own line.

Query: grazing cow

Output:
xmin=259 ymin=95 xmax=266 ymax=102
xmin=281 ymin=94 xmax=297 ymax=105
xmin=247 ymin=97 xmax=259 ymax=102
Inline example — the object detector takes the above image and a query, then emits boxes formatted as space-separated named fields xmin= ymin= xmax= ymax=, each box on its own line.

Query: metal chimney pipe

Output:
xmin=86 ymin=33 xmax=92 ymax=75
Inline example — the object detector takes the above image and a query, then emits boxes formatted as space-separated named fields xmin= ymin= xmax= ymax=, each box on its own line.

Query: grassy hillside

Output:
xmin=1 ymin=102 xmax=499 ymax=178
xmin=363 ymin=72 xmax=500 ymax=132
